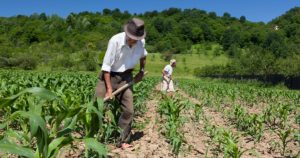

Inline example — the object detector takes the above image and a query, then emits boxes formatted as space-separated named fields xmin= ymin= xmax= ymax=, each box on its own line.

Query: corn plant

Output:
xmin=100 ymin=100 xmax=121 ymax=143
xmin=203 ymin=117 xmax=247 ymax=158
xmin=276 ymin=127 xmax=294 ymax=157
xmin=0 ymin=87 xmax=107 ymax=157
xmin=0 ymin=87 xmax=66 ymax=157
xmin=158 ymin=94 xmax=186 ymax=155
xmin=227 ymin=105 xmax=264 ymax=142
xmin=133 ymin=77 xmax=158 ymax=115
xmin=222 ymin=130 xmax=248 ymax=158
xmin=194 ymin=104 xmax=202 ymax=122
xmin=263 ymin=103 xmax=292 ymax=129
xmin=203 ymin=121 xmax=223 ymax=150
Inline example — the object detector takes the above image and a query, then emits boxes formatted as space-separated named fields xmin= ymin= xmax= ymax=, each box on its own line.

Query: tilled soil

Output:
xmin=177 ymin=89 xmax=300 ymax=158
xmin=107 ymin=86 xmax=299 ymax=158
xmin=107 ymin=93 xmax=174 ymax=158
xmin=107 ymin=85 xmax=215 ymax=158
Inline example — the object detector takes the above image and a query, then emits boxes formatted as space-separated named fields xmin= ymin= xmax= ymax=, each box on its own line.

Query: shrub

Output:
xmin=0 ymin=57 xmax=10 ymax=68
xmin=8 ymin=56 xmax=37 ymax=70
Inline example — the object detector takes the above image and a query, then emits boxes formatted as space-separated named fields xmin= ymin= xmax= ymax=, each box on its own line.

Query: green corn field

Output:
xmin=0 ymin=70 xmax=299 ymax=157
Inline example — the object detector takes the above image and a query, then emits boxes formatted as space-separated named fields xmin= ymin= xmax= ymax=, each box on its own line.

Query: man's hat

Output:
xmin=170 ymin=59 xmax=176 ymax=65
xmin=124 ymin=18 xmax=146 ymax=40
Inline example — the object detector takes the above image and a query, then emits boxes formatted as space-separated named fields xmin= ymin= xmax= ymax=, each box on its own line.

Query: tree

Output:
xmin=249 ymin=27 xmax=266 ymax=45
xmin=144 ymin=10 xmax=158 ymax=17
xmin=222 ymin=28 xmax=242 ymax=51
xmin=66 ymin=13 xmax=77 ymax=28
xmin=263 ymin=31 xmax=287 ymax=58
xmin=208 ymin=12 xmax=217 ymax=19
xmin=122 ymin=11 xmax=131 ymax=19
xmin=223 ymin=12 xmax=231 ymax=19
xmin=111 ymin=9 xmax=122 ymax=19
xmin=191 ymin=27 xmax=204 ymax=43
xmin=102 ymin=8 xmax=112 ymax=15
xmin=39 ymin=13 xmax=47 ymax=21
xmin=180 ymin=22 xmax=193 ymax=40
xmin=162 ymin=8 xmax=181 ymax=16
xmin=153 ymin=17 xmax=165 ymax=33
xmin=239 ymin=16 xmax=246 ymax=23
xmin=153 ymin=17 xmax=173 ymax=33
xmin=201 ymin=23 xmax=215 ymax=42
xmin=146 ymin=26 xmax=160 ymax=46
xmin=223 ymin=12 xmax=232 ymax=24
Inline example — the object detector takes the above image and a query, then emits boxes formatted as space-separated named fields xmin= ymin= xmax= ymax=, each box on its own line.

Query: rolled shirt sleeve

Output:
xmin=141 ymin=39 xmax=148 ymax=58
xmin=164 ymin=65 xmax=169 ymax=73
xmin=143 ymin=48 xmax=148 ymax=58
xmin=101 ymin=39 xmax=116 ymax=72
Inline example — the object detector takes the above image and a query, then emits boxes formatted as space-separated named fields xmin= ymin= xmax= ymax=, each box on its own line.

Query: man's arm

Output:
xmin=103 ymin=71 xmax=113 ymax=99
xmin=139 ymin=57 xmax=146 ymax=72
xmin=101 ymin=38 xmax=117 ymax=100
xmin=134 ymin=57 xmax=146 ymax=83
xmin=162 ymin=70 xmax=169 ymax=77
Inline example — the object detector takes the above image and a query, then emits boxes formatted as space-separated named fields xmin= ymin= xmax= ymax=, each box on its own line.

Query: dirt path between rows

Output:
xmin=108 ymin=87 xmax=173 ymax=158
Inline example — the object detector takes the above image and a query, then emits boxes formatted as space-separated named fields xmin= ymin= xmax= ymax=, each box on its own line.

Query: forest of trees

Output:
xmin=0 ymin=7 xmax=299 ymax=82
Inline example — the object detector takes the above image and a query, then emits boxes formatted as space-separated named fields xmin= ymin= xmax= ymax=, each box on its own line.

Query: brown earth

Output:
xmin=107 ymin=86 xmax=174 ymax=158
xmin=103 ymin=85 xmax=299 ymax=158
xmin=177 ymin=88 xmax=300 ymax=158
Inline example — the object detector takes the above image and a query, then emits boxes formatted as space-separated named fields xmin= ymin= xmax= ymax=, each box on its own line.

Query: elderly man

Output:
xmin=95 ymin=18 xmax=147 ymax=149
xmin=161 ymin=59 xmax=176 ymax=92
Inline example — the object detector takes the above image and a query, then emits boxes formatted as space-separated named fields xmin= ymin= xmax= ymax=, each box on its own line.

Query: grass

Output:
xmin=141 ymin=43 xmax=229 ymax=78
xmin=143 ymin=53 xmax=228 ymax=78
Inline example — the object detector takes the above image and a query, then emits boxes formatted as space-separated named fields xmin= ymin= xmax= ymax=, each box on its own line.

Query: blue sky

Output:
xmin=0 ymin=0 xmax=299 ymax=23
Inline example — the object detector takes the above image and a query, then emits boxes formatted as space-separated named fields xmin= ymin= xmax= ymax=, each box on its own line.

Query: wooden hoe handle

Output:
xmin=103 ymin=71 xmax=148 ymax=101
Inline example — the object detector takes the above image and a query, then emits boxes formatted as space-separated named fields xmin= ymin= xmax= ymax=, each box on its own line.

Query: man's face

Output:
xmin=127 ymin=37 xmax=137 ymax=46
xmin=172 ymin=62 xmax=176 ymax=67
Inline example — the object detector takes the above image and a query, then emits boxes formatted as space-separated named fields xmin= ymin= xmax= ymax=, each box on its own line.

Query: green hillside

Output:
xmin=0 ymin=7 xmax=299 ymax=80
xmin=136 ymin=43 xmax=228 ymax=77
xmin=145 ymin=53 xmax=228 ymax=77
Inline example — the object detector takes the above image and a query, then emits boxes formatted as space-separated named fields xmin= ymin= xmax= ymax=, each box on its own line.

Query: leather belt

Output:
xmin=110 ymin=69 xmax=133 ymax=76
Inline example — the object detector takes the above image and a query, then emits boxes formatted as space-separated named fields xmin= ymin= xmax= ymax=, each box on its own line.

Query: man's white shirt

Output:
xmin=163 ymin=64 xmax=173 ymax=77
xmin=102 ymin=32 xmax=148 ymax=72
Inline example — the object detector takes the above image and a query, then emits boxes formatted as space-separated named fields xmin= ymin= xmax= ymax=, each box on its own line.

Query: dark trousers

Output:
xmin=95 ymin=71 xmax=134 ymax=144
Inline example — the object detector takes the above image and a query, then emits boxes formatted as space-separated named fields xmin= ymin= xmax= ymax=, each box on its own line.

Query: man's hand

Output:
xmin=105 ymin=88 xmax=113 ymax=100
xmin=103 ymin=71 xmax=113 ymax=100
xmin=163 ymin=75 xmax=170 ymax=83
xmin=134 ymin=71 xmax=144 ymax=83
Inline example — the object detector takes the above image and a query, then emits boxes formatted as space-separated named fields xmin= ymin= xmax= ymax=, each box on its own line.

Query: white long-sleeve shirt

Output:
xmin=101 ymin=32 xmax=148 ymax=72
xmin=163 ymin=64 xmax=173 ymax=77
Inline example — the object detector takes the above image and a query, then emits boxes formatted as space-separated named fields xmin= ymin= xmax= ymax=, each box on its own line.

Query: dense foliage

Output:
xmin=0 ymin=7 xmax=299 ymax=78
xmin=192 ymin=7 xmax=300 ymax=81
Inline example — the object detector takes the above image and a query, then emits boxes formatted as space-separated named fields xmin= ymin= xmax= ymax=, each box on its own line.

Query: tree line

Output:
xmin=0 ymin=7 xmax=299 ymax=81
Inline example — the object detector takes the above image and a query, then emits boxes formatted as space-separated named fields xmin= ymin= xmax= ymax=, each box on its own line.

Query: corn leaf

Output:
xmin=83 ymin=138 xmax=107 ymax=157
xmin=0 ymin=142 xmax=35 ymax=158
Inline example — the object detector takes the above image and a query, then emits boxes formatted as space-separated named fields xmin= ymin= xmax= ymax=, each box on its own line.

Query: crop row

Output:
xmin=0 ymin=70 xmax=158 ymax=157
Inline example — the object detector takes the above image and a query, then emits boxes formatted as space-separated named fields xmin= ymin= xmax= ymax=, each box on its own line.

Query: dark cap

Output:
xmin=124 ymin=18 xmax=146 ymax=40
